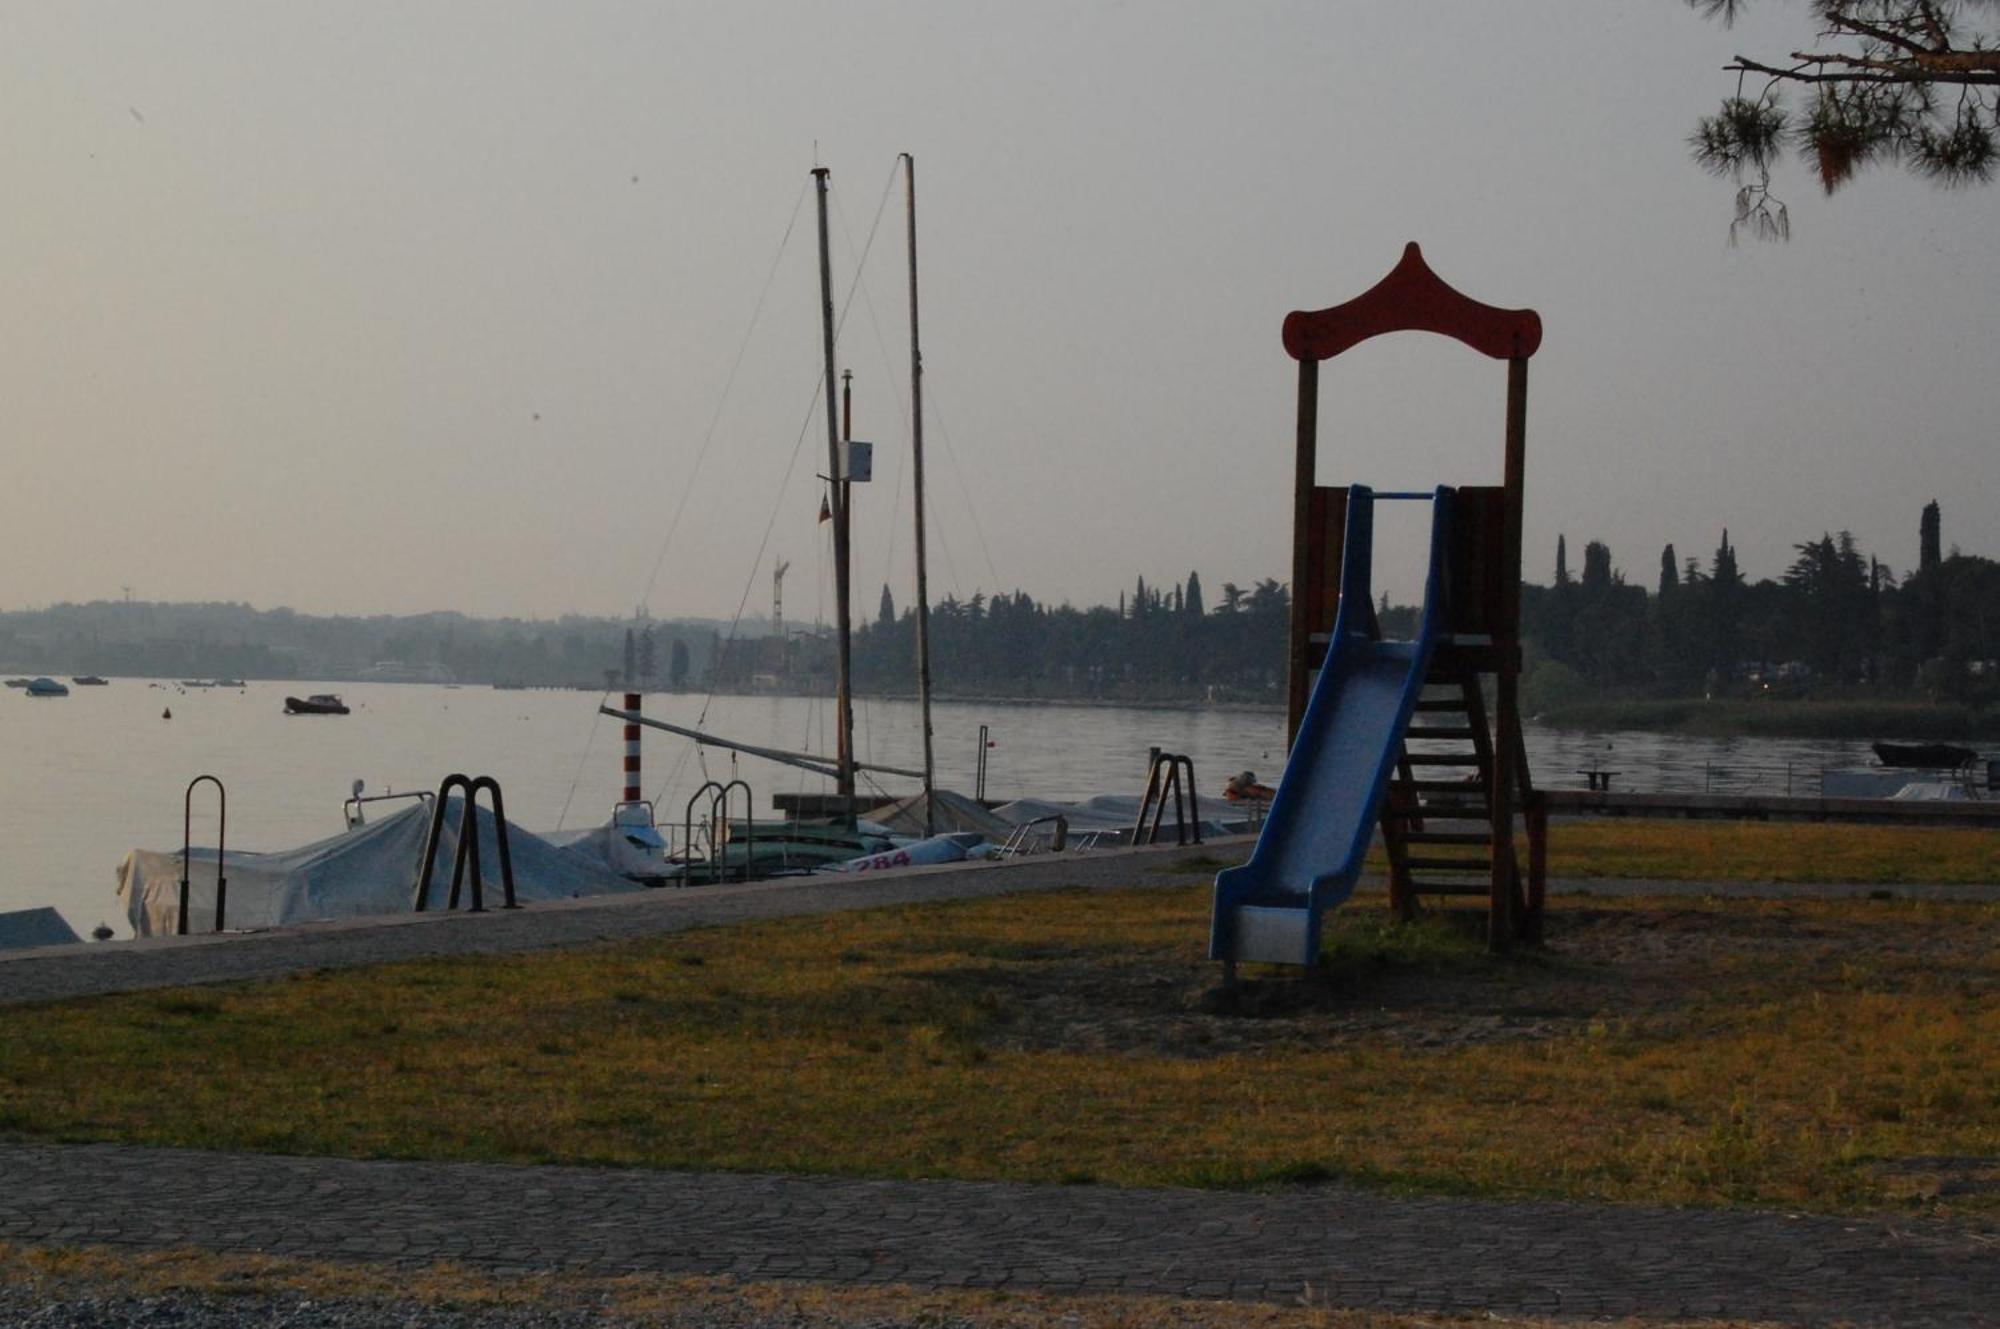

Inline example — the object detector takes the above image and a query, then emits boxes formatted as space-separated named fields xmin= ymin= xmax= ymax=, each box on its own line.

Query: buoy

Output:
xmin=90 ymin=924 xmax=113 ymax=941
xmin=162 ymin=707 xmax=172 ymax=719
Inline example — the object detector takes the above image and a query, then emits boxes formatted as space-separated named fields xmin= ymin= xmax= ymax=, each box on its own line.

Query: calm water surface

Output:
xmin=1 ymin=680 xmax=1880 ymax=936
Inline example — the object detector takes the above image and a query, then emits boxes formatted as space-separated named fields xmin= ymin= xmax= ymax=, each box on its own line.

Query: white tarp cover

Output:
xmin=117 ymin=799 xmax=640 ymax=937
xmin=863 ymin=789 xmax=1013 ymax=839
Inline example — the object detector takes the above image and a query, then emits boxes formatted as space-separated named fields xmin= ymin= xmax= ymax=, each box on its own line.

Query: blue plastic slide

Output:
xmin=1209 ymin=485 xmax=1454 ymax=968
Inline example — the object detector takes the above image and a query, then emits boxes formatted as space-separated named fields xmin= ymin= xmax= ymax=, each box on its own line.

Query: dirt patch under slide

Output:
xmin=913 ymin=896 xmax=1997 ymax=1060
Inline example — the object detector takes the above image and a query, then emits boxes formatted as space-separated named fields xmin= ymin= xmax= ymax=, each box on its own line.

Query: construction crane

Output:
xmin=772 ymin=560 xmax=790 ymax=639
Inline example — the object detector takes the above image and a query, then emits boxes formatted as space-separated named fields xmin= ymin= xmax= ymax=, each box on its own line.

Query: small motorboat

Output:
xmin=285 ymin=693 xmax=350 ymax=715
xmin=1872 ymin=741 xmax=1977 ymax=770
xmin=24 ymin=677 xmax=70 ymax=697
xmin=71 ymin=675 xmax=109 ymax=686
xmin=213 ymin=678 xmax=246 ymax=688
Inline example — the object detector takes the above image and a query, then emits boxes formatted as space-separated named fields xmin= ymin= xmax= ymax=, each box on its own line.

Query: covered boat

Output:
xmin=117 ymin=798 xmax=639 ymax=936
xmin=1872 ymin=741 xmax=1976 ymax=769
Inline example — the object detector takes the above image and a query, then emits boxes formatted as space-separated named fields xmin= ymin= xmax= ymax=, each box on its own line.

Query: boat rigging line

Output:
xmin=555 ymin=178 xmax=812 ymax=832
xmin=643 ymin=160 xmax=905 ymax=815
xmin=599 ymin=704 xmax=925 ymax=781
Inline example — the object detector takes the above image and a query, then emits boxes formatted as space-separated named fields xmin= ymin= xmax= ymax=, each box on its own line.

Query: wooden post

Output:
xmin=1526 ymin=793 xmax=1547 ymax=944
xmin=1489 ymin=353 xmax=1530 ymax=948
xmin=1287 ymin=356 xmax=1319 ymax=747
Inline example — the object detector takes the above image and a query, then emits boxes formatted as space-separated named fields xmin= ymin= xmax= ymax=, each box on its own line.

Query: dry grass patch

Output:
xmin=1538 ymin=819 xmax=2000 ymax=883
xmin=1 ymin=886 xmax=1995 ymax=1218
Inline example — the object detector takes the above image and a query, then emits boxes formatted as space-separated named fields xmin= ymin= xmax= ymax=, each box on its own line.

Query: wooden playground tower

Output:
xmin=1283 ymin=243 xmax=1547 ymax=945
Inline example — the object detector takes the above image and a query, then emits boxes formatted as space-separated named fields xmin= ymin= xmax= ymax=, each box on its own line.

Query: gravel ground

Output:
xmin=0 ymin=1288 xmax=963 ymax=1328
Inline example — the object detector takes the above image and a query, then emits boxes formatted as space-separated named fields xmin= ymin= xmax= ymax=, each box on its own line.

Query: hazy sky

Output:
xmin=3 ymin=2 xmax=1994 ymax=623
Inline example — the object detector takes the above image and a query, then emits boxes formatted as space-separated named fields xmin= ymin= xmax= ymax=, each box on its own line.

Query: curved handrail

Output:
xmin=685 ymin=781 xmax=726 ymax=884
xmin=714 ymin=779 xmax=753 ymax=881
xmin=413 ymin=774 xmax=519 ymax=913
xmin=179 ymin=774 xmax=226 ymax=935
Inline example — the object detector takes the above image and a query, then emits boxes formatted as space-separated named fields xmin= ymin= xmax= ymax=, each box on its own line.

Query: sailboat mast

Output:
xmin=813 ymin=166 xmax=856 ymax=805
xmin=902 ymin=152 xmax=937 ymax=836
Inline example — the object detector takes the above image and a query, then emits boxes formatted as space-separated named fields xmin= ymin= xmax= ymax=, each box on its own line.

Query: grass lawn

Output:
xmin=1535 ymin=818 xmax=2000 ymax=883
xmin=2 ymin=871 xmax=1995 ymax=1219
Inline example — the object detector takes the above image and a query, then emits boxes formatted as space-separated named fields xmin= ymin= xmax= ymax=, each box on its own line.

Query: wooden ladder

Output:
xmin=1380 ymin=666 xmax=1525 ymax=927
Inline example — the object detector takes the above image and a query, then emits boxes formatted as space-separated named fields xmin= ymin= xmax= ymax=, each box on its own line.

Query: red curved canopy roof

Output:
xmin=1282 ymin=243 xmax=1542 ymax=362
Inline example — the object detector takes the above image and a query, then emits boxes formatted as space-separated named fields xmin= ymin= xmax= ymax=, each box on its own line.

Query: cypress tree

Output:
xmin=1555 ymin=535 xmax=1570 ymax=587
xmin=1920 ymin=500 xmax=1942 ymax=574
xmin=1659 ymin=544 xmax=1679 ymax=598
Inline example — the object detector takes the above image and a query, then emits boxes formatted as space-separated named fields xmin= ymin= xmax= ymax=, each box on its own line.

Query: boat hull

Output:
xmin=1872 ymin=741 xmax=1976 ymax=769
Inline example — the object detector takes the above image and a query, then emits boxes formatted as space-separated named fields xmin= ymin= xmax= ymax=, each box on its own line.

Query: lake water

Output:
xmin=1 ymin=680 xmax=1882 ymax=938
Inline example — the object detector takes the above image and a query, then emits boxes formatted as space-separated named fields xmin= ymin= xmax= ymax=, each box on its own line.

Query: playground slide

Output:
xmin=1209 ymin=485 xmax=1453 ymax=968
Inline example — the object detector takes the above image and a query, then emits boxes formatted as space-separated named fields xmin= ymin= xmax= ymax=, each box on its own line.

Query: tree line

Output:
xmin=1526 ymin=501 xmax=2000 ymax=708
xmin=849 ymin=572 xmax=1293 ymax=702
xmin=841 ymin=502 xmax=2000 ymax=709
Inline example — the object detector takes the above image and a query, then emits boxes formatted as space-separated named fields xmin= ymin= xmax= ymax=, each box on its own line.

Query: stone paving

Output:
xmin=1 ymin=1142 xmax=1994 ymax=1326
xmin=3 ymin=845 xmax=1995 ymax=1324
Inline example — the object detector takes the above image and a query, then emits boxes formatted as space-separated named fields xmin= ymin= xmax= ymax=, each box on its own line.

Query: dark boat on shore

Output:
xmin=1872 ymin=740 xmax=1976 ymax=769
xmin=284 ymin=694 xmax=350 ymax=716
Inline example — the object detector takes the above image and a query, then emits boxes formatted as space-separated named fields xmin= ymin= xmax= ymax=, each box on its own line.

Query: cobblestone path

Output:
xmin=1 ymin=1142 xmax=1993 ymax=1326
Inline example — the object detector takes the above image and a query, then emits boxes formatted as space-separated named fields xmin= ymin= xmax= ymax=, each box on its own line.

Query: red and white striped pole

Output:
xmin=622 ymin=692 xmax=642 ymax=804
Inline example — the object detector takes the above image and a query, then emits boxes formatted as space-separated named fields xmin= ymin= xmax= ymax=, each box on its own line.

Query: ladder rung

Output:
xmin=1409 ymin=801 xmax=1491 ymax=818
xmin=1413 ymin=699 xmax=1466 ymax=712
xmin=1407 ymin=727 xmax=1476 ymax=741
xmin=1407 ymin=879 xmax=1493 ymax=897
xmin=1404 ymin=753 xmax=1481 ymax=766
xmin=1387 ymin=807 xmax=1488 ymax=823
xmin=1409 ymin=779 xmax=1486 ymax=794
xmin=1404 ymin=831 xmax=1492 ymax=846
xmin=1405 ymin=856 xmax=1492 ymax=873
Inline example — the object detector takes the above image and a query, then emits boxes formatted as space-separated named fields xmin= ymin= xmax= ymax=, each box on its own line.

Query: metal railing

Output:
xmin=1134 ymin=748 xmax=1201 ymax=846
xmin=178 ymin=774 xmax=226 ymax=935
xmin=683 ymin=779 xmax=753 ymax=885
xmin=344 ymin=788 xmax=436 ymax=830
xmin=412 ymin=774 xmax=518 ymax=912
